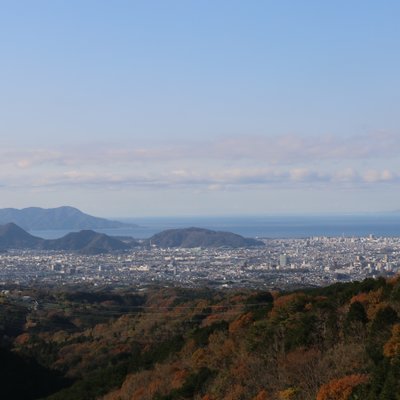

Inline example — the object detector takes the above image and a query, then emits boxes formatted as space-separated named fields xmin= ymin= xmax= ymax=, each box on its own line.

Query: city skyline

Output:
xmin=1 ymin=1 xmax=400 ymax=217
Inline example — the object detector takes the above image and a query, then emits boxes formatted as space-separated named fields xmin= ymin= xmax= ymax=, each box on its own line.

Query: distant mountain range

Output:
xmin=0 ymin=206 xmax=133 ymax=231
xmin=0 ymin=224 xmax=264 ymax=253
xmin=147 ymin=227 xmax=264 ymax=248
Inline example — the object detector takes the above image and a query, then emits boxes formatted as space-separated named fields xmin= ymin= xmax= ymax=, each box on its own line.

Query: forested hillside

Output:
xmin=1 ymin=277 xmax=400 ymax=400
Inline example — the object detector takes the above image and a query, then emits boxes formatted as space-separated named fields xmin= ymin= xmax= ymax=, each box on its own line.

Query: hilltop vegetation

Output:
xmin=1 ymin=277 xmax=400 ymax=399
xmin=147 ymin=227 xmax=264 ymax=248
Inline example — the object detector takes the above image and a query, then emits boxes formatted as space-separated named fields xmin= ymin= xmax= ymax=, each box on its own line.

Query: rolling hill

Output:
xmin=40 ymin=230 xmax=132 ymax=254
xmin=147 ymin=227 xmax=265 ymax=248
xmin=0 ymin=223 xmax=136 ymax=254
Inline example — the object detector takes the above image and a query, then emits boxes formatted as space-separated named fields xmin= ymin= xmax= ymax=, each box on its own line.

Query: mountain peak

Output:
xmin=0 ymin=223 xmax=43 ymax=249
xmin=0 ymin=222 xmax=31 ymax=234
xmin=0 ymin=206 xmax=135 ymax=230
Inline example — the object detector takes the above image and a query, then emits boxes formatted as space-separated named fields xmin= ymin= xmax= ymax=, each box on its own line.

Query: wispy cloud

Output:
xmin=1 ymin=132 xmax=399 ymax=192
xmin=1 ymin=167 xmax=399 ymax=191
xmin=1 ymin=131 xmax=399 ymax=169
xmin=209 ymin=132 xmax=400 ymax=163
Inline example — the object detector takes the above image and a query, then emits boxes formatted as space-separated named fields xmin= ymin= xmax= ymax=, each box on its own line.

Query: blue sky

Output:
xmin=1 ymin=1 xmax=400 ymax=217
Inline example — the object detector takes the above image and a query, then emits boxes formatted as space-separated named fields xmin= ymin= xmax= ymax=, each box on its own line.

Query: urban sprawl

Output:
xmin=1 ymin=235 xmax=400 ymax=290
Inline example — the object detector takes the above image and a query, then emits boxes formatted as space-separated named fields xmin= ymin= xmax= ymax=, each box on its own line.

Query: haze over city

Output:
xmin=1 ymin=1 xmax=400 ymax=217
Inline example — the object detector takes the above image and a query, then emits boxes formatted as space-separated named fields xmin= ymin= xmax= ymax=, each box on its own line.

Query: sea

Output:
xmin=30 ymin=214 xmax=400 ymax=240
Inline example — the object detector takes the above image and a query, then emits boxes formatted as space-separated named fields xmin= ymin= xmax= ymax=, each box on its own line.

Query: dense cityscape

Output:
xmin=1 ymin=234 xmax=399 ymax=291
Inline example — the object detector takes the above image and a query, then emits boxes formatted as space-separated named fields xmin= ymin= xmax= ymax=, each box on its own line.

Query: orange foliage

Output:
xmin=193 ymin=299 xmax=211 ymax=314
xmin=304 ymin=302 xmax=313 ymax=311
xmin=224 ymin=383 xmax=246 ymax=400
xmin=349 ymin=288 xmax=385 ymax=320
xmin=52 ymin=330 xmax=69 ymax=343
xmin=171 ymin=369 xmax=188 ymax=388
xmin=131 ymin=387 xmax=146 ymax=398
xmin=269 ymin=293 xmax=307 ymax=319
xmin=109 ymin=343 xmax=131 ymax=356
xmin=229 ymin=312 xmax=253 ymax=333
xmin=316 ymin=374 xmax=369 ymax=400
xmin=192 ymin=332 xmax=237 ymax=369
xmin=192 ymin=333 xmax=235 ymax=370
xmin=252 ymin=389 xmax=269 ymax=400
xmin=103 ymin=363 xmax=186 ymax=400
xmin=92 ymin=323 xmax=109 ymax=338
xmin=24 ymin=319 xmax=37 ymax=329
xmin=349 ymin=292 xmax=369 ymax=304
xmin=14 ymin=333 xmax=30 ymax=345
xmin=191 ymin=348 xmax=207 ymax=368
xmin=273 ymin=293 xmax=302 ymax=309
xmin=144 ymin=378 xmax=163 ymax=397
xmin=277 ymin=387 xmax=300 ymax=399
xmin=201 ymin=313 xmax=228 ymax=327
xmin=387 ymin=274 xmax=400 ymax=286
xmin=383 ymin=323 xmax=400 ymax=358
xmin=214 ymin=335 xmax=235 ymax=356
xmin=201 ymin=304 xmax=237 ymax=327
xmin=179 ymin=337 xmax=197 ymax=359
xmin=230 ymin=294 xmax=248 ymax=304
xmin=271 ymin=290 xmax=280 ymax=299
xmin=170 ymin=304 xmax=191 ymax=318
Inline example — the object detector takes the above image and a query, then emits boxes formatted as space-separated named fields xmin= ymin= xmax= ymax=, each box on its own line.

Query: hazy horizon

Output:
xmin=2 ymin=204 xmax=400 ymax=220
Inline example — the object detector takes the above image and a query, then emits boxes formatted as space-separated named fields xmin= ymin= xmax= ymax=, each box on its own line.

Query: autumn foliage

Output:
xmin=1 ymin=276 xmax=400 ymax=400
xmin=316 ymin=374 xmax=369 ymax=400
xmin=383 ymin=323 xmax=400 ymax=358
